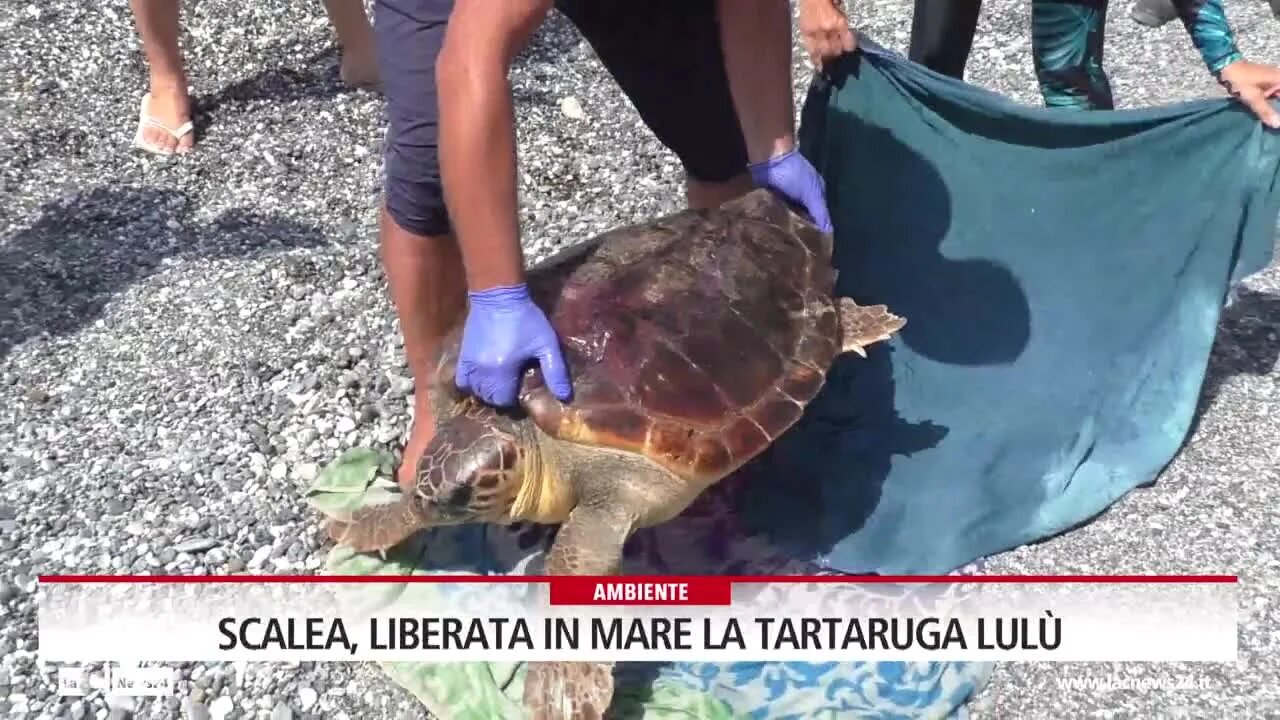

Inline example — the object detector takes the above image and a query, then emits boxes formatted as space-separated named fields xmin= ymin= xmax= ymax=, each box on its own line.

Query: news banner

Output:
xmin=39 ymin=573 xmax=1237 ymax=682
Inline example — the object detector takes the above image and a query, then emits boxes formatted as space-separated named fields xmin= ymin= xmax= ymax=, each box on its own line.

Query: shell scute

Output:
xmin=749 ymin=393 xmax=806 ymax=441
xmin=497 ymin=190 xmax=845 ymax=480
xmin=779 ymin=362 xmax=825 ymax=405
xmin=721 ymin=417 xmax=771 ymax=465
xmin=574 ymin=405 xmax=651 ymax=447
xmin=635 ymin=343 xmax=730 ymax=425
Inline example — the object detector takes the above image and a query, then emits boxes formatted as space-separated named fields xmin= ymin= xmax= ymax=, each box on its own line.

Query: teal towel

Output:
xmin=740 ymin=36 xmax=1280 ymax=575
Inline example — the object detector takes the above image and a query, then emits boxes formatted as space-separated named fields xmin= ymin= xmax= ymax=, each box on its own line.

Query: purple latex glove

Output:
xmin=749 ymin=149 xmax=834 ymax=233
xmin=454 ymin=284 xmax=573 ymax=407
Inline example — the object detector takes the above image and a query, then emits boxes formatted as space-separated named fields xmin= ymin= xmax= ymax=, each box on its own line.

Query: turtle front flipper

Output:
xmin=524 ymin=502 xmax=632 ymax=720
xmin=326 ymin=496 xmax=428 ymax=553
xmin=836 ymin=297 xmax=907 ymax=357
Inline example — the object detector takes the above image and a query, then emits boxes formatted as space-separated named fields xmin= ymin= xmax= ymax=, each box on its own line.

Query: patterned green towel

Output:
xmin=306 ymin=449 xmax=992 ymax=720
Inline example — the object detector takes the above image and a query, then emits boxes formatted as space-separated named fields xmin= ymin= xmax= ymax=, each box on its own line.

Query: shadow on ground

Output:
xmin=734 ymin=97 xmax=1029 ymax=569
xmin=1190 ymin=288 xmax=1280 ymax=433
xmin=0 ymin=185 xmax=328 ymax=361
xmin=190 ymin=45 xmax=362 ymax=138
xmin=183 ymin=12 xmax=581 ymax=126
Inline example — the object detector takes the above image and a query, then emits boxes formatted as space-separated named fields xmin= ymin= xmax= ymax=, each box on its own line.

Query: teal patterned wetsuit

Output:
xmin=1033 ymin=0 xmax=1243 ymax=109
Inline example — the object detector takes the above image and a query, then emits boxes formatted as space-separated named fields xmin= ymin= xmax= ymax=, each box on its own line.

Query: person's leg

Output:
xmin=322 ymin=0 xmax=381 ymax=89
xmin=1031 ymin=0 xmax=1114 ymax=110
xmin=555 ymin=0 xmax=754 ymax=211
xmin=908 ymin=0 xmax=982 ymax=79
xmin=374 ymin=0 xmax=468 ymax=489
xmin=129 ymin=0 xmax=194 ymax=153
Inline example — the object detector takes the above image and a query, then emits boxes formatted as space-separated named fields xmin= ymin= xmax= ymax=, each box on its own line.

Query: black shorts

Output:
xmin=374 ymin=0 xmax=750 ymax=237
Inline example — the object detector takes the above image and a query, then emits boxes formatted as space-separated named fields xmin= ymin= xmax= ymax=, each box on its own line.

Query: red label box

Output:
xmin=549 ymin=576 xmax=733 ymax=606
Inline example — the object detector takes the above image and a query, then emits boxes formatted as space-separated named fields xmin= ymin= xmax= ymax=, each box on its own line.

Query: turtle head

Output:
xmin=411 ymin=405 xmax=529 ymax=525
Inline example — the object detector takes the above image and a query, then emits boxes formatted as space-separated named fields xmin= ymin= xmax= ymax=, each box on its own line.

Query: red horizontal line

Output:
xmin=37 ymin=574 xmax=1239 ymax=584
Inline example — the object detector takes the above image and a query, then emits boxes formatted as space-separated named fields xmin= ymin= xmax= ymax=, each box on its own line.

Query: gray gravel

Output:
xmin=1 ymin=0 xmax=1277 ymax=718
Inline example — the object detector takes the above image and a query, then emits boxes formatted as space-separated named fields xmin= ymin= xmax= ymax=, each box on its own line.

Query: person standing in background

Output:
xmin=1024 ymin=0 xmax=1279 ymax=122
xmin=130 ymin=0 xmax=380 ymax=155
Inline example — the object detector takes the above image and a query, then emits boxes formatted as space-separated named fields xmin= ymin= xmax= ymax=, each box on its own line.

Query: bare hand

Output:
xmin=798 ymin=0 xmax=856 ymax=70
xmin=1217 ymin=60 xmax=1280 ymax=128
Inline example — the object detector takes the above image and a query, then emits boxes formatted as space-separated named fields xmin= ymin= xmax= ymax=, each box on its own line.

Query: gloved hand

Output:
xmin=749 ymin=149 xmax=834 ymax=233
xmin=454 ymin=284 xmax=573 ymax=408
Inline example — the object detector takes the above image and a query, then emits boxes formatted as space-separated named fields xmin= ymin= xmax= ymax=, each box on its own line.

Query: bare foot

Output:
xmin=397 ymin=406 xmax=435 ymax=492
xmin=137 ymin=84 xmax=194 ymax=154
xmin=339 ymin=49 xmax=381 ymax=91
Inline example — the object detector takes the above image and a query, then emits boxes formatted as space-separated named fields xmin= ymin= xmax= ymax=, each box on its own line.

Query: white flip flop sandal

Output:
xmin=132 ymin=92 xmax=194 ymax=155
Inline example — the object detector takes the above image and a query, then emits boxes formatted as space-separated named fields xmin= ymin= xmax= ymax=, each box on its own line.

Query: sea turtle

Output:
xmin=326 ymin=188 xmax=906 ymax=719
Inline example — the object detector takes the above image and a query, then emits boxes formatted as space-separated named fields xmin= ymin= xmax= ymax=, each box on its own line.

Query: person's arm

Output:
xmin=715 ymin=0 xmax=798 ymax=163
xmin=715 ymin=0 xmax=834 ymax=231
xmin=437 ymin=0 xmax=573 ymax=408
xmin=1171 ymin=0 xmax=1280 ymax=127
xmin=1170 ymin=0 xmax=1241 ymax=74
xmin=436 ymin=0 xmax=553 ymax=291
